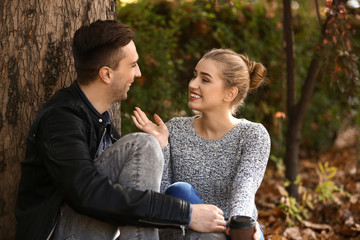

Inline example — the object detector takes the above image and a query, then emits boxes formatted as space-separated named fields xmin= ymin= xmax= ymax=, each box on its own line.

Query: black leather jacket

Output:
xmin=15 ymin=81 xmax=190 ymax=240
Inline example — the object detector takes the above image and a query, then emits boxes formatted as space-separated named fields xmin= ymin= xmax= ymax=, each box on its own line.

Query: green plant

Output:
xmin=269 ymin=154 xmax=284 ymax=172
xmin=117 ymin=0 xmax=285 ymax=135
xmin=315 ymin=162 xmax=352 ymax=203
xmin=116 ymin=0 xmax=360 ymax=156
xmin=278 ymin=177 xmax=309 ymax=226
xmin=278 ymin=161 xmax=351 ymax=226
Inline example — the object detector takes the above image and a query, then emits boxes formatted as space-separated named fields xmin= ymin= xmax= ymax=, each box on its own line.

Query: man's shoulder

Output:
xmin=45 ymin=83 xmax=81 ymax=107
xmin=32 ymin=83 xmax=90 ymax=128
xmin=44 ymin=83 xmax=92 ymax=114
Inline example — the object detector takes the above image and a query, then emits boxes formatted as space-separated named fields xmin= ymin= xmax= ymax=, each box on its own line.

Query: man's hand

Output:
xmin=132 ymin=107 xmax=169 ymax=148
xmin=190 ymin=204 xmax=227 ymax=233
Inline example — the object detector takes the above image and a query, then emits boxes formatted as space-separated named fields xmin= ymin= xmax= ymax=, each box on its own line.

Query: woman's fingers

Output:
xmin=131 ymin=115 xmax=143 ymax=129
xmin=132 ymin=108 xmax=149 ymax=130
xmin=135 ymin=107 xmax=149 ymax=123
xmin=133 ymin=110 xmax=145 ymax=126
xmin=153 ymin=113 xmax=164 ymax=125
xmin=253 ymin=222 xmax=261 ymax=240
xmin=133 ymin=107 xmax=164 ymax=128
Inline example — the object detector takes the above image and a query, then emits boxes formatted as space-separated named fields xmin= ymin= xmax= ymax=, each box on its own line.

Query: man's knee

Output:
xmin=135 ymin=132 xmax=161 ymax=148
xmin=119 ymin=133 xmax=163 ymax=166
xmin=122 ymin=132 xmax=161 ymax=149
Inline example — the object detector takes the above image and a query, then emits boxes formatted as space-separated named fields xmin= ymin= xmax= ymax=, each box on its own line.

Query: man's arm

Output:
xmin=39 ymin=106 xmax=225 ymax=232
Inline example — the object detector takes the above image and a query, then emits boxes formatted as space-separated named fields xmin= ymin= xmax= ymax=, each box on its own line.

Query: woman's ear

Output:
xmin=224 ymin=86 xmax=238 ymax=102
xmin=98 ymin=66 xmax=111 ymax=84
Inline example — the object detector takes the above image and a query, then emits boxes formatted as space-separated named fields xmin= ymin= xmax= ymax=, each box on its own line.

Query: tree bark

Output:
xmin=0 ymin=1 xmax=116 ymax=239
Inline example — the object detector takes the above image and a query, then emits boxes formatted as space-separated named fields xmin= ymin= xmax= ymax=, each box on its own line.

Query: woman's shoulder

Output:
xmin=235 ymin=119 xmax=270 ymax=138
xmin=167 ymin=116 xmax=195 ymax=125
xmin=166 ymin=116 xmax=196 ymax=133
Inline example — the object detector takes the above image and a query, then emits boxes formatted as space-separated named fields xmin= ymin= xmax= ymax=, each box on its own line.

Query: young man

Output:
xmin=15 ymin=20 xmax=226 ymax=240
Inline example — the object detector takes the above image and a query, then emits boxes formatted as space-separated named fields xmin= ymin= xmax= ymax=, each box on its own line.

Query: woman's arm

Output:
xmin=230 ymin=123 xmax=271 ymax=217
xmin=132 ymin=107 xmax=173 ymax=192
xmin=132 ymin=107 xmax=169 ymax=148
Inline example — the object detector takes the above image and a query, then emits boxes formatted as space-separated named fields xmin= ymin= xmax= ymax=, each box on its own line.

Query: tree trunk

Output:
xmin=0 ymin=1 xmax=116 ymax=239
xmin=283 ymin=0 xmax=299 ymax=198
xmin=284 ymin=111 xmax=301 ymax=198
xmin=283 ymin=0 xmax=323 ymax=198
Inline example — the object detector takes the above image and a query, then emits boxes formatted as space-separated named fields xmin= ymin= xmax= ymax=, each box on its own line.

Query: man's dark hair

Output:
xmin=72 ymin=20 xmax=135 ymax=84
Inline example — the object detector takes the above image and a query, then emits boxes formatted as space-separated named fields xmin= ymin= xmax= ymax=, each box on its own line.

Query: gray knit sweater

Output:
xmin=161 ymin=116 xmax=271 ymax=220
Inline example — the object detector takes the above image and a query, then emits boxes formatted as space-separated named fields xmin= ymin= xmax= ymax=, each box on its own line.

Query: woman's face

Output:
xmin=188 ymin=58 xmax=230 ymax=113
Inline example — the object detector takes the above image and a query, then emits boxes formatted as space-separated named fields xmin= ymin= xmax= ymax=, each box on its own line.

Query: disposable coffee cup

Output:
xmin=229 ymin=215 xmax=255 ymax=240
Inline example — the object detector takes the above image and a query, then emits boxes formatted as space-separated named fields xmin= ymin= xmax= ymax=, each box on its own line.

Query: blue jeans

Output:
xmin=165 ymin=182 xmax=265 ymax=240
xmin=53 ymin=133 xmax=163 ymax=240
xmin=165 ymin=182 xmax=203 ymax=204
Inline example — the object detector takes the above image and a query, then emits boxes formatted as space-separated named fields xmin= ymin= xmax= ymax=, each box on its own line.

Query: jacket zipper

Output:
xmin=94 ymin=127 xmax=107 ymax=159
xmin=138 ymin=219 xmax=187 ymax=235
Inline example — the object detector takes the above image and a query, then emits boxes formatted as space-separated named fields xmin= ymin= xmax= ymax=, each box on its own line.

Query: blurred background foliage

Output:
xmin=116 ymin=0 xmax=360 ymax=159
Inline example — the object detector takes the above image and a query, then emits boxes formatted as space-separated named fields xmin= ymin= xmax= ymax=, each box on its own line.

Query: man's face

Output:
xmin=109 ymin=40 xmax=141 ymax=102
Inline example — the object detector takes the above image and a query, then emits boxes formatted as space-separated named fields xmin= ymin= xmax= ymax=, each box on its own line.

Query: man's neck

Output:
xmin=78 ymin=81 xmax=110 ymax=114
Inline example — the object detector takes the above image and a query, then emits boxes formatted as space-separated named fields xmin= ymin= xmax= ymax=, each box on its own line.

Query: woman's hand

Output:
xmin=132 ymin=107 xmax=169 ymax=148
xmin=225 ymin=221 xmax=262 ymax=240
xmin=253 ymin=222 xmax=261 ymax=240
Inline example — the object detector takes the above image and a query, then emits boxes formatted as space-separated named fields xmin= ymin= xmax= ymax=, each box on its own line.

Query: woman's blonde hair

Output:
xmin=202 ymin=48 xmax=267 ymax=114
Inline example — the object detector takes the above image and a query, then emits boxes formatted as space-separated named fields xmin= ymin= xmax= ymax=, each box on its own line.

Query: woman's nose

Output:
xmin=188 ymin=77 xmax=199 ymax=89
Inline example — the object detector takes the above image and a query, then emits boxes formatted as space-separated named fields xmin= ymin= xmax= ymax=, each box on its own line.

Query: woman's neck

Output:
xmin=194 ymin=111 xmax=240 ymax=140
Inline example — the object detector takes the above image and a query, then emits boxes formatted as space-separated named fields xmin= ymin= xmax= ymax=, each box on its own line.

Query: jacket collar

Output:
xmin=72 ymin=80 xmax=110 ymax=127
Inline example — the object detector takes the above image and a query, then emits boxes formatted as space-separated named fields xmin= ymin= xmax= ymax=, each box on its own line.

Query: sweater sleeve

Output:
xmin=160 ymin=119 xmax=176 ymax=193
xmin=229 ymin=123 xmax=270 ymax=218
xmin=161 ymin=144 xmax=172 ymax=193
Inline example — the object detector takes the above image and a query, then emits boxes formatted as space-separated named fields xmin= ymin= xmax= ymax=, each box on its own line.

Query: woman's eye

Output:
xmin=202 ymin=78 xmax=210 ymax=82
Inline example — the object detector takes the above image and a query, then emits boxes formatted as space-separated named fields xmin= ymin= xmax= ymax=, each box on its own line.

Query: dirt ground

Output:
xmin=256 ymin=138 xmax=360 ymax=239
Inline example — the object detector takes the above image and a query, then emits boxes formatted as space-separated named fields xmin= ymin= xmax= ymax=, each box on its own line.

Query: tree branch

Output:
xmin=283 ymin=0 xmax=296 ymax=110
xmin=296 ymin=57 xmax=321 ymax=129
xmin=315 ymin=0 xmax=322 ymax=29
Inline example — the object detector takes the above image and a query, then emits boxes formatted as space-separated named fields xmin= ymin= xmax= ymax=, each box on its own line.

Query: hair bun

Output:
xmin=240 ymin=55 xmax=267 ymax=90
xmin=249 ymin=61 xmax=267 ymax=90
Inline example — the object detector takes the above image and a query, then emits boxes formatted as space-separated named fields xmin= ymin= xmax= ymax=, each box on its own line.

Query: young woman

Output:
xmin=132 ymin=48 xmax=270 ymax=240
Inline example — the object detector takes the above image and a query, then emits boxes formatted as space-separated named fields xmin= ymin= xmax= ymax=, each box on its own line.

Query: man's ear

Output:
xmin=98 ymin=66 xmax=112 ymax=84
xmin=224 ymin=86 xmax=238 ymax=102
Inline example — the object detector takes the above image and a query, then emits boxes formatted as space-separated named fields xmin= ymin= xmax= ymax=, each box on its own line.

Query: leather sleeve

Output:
xmin=37 ymin=106 xmax=190 ymax=228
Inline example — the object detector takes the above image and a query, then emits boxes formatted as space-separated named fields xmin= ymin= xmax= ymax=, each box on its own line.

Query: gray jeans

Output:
xmin=159 ymin=229 xmax=226 ymax=240
xmin=52 ymin=132 xmax=164 ymax=240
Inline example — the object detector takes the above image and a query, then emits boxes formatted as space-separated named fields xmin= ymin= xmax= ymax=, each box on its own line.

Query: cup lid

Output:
xmin=229 ymin=216 xmax=256 ymax=229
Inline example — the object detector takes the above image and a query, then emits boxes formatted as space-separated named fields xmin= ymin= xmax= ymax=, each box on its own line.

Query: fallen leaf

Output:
xmin=268 ymin=234 xmax=286 ymax=240
xmin=283 ymin=226 xmax=302 ymax=240
xmin=302 ymin=220 xmax=332 ymax=231
xmin=302 ymin=228 xmax=317 ymax=240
